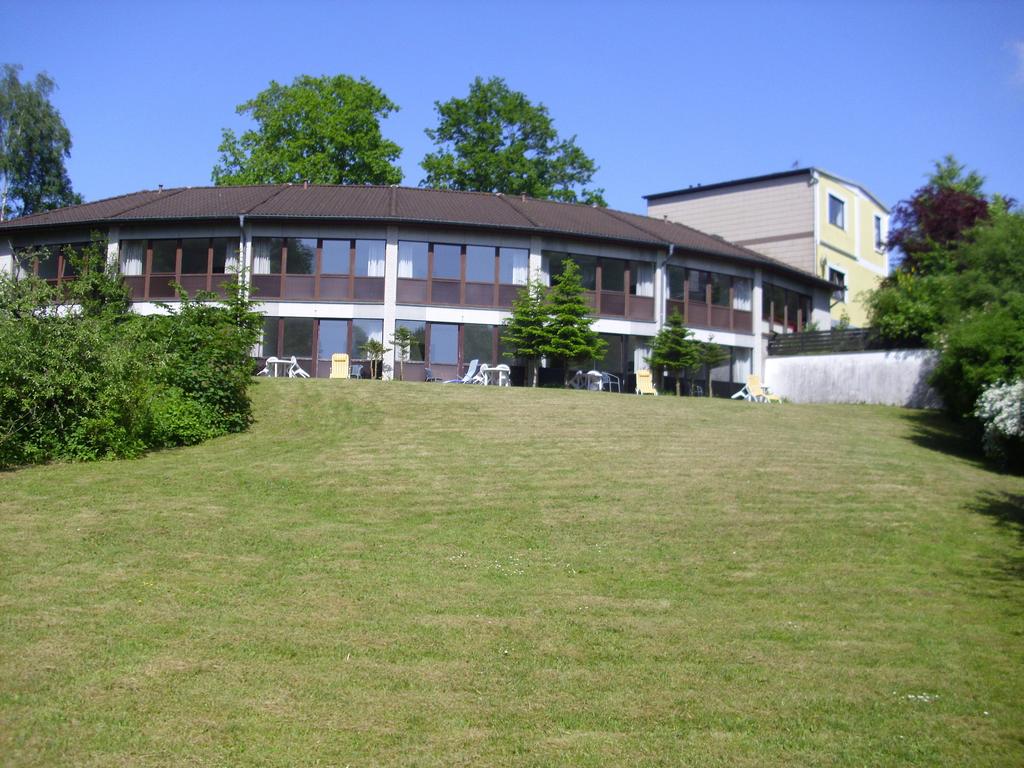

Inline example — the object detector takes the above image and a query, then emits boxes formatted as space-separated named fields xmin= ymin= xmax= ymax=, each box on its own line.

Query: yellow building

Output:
xmin=645 ymin=169 xmax=890 ymax=327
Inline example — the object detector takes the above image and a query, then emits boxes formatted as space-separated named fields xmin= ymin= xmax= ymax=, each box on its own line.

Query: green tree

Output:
xmin=212 ymin=74 xmax=403 ymax=186
xmin=542 ymin=260 xmax=606 ymax=386
xmin=647 ymin=309 xmax=701 ymax=396
xmin=501 ymin=278 xmax=549 ymax=387
xmin=0 ymin=64 xmax=81 ymax=220
xmin=420 ymin=76 xmax=606 ymax=205
xmin=697 ymin=338 xmax=730 ymax=398
xmin=390 ymin=325 xmax=414 ymax=381
xmin=360 ymin=338 xmax=390 ymax=380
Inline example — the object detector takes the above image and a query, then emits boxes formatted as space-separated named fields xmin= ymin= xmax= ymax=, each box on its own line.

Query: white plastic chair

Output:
xmin=287 ymin=356 xmax=310 ymax=378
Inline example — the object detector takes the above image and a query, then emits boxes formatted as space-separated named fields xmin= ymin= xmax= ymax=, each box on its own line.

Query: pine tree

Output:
xmin=541 ymin=260 xmax=606 ymax=386
xmin=647 ymin=309 xmax=702 ymax=396
xmin=501 ymin=278 xmax=549 ymax=387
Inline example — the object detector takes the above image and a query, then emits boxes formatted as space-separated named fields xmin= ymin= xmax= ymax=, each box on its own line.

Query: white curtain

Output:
xmin=397 ymin=242 xmax=415 ymax=278
xmin=510 ymin=250 xmax=528 ymax=285
xmin=364 ymin=240 xmax=385 ymax=277
xmin=225 ymin=239 xmax=240 ymax=272
xmin=119 ymin=240 xmax=144 ymax=276
xmin=732 ymin=278 xmax=752 ymax=311
xmin=732 ymin=347 xmax=752 ymax=383
xmin=253 ymin=238 xmax=272 ymax=274
xmin=634 ymin=263 xmax=654 ymax=297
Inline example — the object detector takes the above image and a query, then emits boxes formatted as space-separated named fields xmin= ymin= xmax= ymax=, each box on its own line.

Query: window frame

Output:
xmin=827 ymin=194 xmax=846 ymax=230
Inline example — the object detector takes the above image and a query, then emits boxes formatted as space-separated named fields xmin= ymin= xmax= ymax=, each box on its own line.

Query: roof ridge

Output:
xmin=112 ymin=186 xmax=192 ymax=218
xmin=600 ymin=207 xmax=674 ymax=246
xmin=241 ymin=184 xmax=290 ymax=215
xmin=492 ymin=193 xmax=541 ymax=227
xmin=1 ymin=187 xmax=184 ymax=224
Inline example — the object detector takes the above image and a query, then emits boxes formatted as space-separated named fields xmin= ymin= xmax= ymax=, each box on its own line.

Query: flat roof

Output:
xmin=645 ymin=168 xmax=890 ymax=212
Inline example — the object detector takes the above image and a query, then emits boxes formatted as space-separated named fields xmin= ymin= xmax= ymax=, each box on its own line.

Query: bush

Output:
xmin=974 ymin=380 xmax=1024 ymax=469
xmin=0 ymin=239 xmax=262 ymax=469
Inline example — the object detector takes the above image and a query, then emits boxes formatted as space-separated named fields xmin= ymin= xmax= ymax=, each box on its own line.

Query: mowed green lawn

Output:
xmin=2 ymin=380 xmax=1023 ymax=767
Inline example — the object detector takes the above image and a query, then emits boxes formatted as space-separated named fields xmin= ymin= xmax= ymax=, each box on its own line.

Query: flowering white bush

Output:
xmin=974 ymin=380 xmax=1023 ymax=461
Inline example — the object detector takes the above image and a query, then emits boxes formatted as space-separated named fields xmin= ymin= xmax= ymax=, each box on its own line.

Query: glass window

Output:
xmin=601 ymin=259 xmax=625 ymax=292
xmin=262 ymin=317 xmax=279 ymax=357
xmin=544 ymin=251 xmax=568 ymax=283
xmin=212 ymin=238 xmax=232 ymax=273
xmin=60 ymin=245 xmax=82 ymax=277
xmin=397 ymin=241 xmax=427 ymax=279
xmin=317 ymin=319 xmax=349 ymax=359
xmin=396 ymin=320 xmax=426 ymax=361
xmin=181 ymin=238 xmax=209 ymax=274
xmin=828 ymin=194 xmax=845 ymax=229
xmin=352 ymin=319 xmax=383 ymax=354
xmin=499 ymin=247 xmax=529 ymax=285
xmin=571 ymin=255 xmax=597 ymax=290
xmin=732 ymin=348 xmax=752 ymax=383
xmin=828 ymin=268 xmax=846 ymax=302
xmin=667 ymin=265 xmax=686 ymax=300
xmin=282 ymin=318 xmax=314 ymax=358
xmin=433 ymin=243 xmax=461 ymax=280
xmin=710 ymin=350 xmax=732 ymax=382
xmin=687 ymin=269 xmax=708 ymax=302
xmin=631 ymin=262 xmax=655 ymax=297
xmin=253 ymin=237 xmax=282 ymax=274
xmin=429 ymin=323 xmax=459 ymax=364
xmin=286 ymin=238 xmax=317 ymax=275
xmin=874 ymin=215 xmax=884 ymax=250
xmin=596 ymin=333 xmax=623 ymax=371
xmin=732 ymin=278 xmax=752 ymax=311
xmin=151 ymin=240 xmax=177 ymax=273
xmin=771 ymin=285 xmax=786 ymax=323
xmin=465 ymin=245 xmax=494 ymax=282
xmin=321 ymin=239 xmax=349 ymax=274
xmin=355 ymin=240 xmax=386 ymax=277
xmin=463 ymin=324 xmax=494 ymax=364
xmin=710 ymin=273 xmax=730 ymax=306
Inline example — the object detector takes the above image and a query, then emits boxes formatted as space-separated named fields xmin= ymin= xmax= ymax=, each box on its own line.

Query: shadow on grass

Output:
xmin=899 ymin=409 xmax=987 ymax=467
xmin=968 ymin=491 xmax=1024 ymax=580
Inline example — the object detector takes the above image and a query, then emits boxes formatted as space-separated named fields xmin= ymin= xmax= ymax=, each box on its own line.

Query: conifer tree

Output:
xmin=541 ymin=260 xmax=606 ymax=386
xmin=501 ymin=278 xmax=548 ymax=387
xmin=647 ymin=309 xmax=701 ymax=396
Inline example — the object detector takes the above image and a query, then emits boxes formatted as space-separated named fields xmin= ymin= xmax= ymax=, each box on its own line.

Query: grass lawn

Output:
xmin=2 ymin=379 xmax=1023 ymax=766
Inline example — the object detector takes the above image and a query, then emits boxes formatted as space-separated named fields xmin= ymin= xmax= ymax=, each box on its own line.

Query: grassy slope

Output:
xmin=1 ymin=380 xmax=1022 ymax=767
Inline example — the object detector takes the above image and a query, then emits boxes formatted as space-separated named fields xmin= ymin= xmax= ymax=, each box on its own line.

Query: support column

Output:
xmin=752 ymin=267 xmax=764 ymax=378
xmin=381 ymin=225 xmax=399 ymax=380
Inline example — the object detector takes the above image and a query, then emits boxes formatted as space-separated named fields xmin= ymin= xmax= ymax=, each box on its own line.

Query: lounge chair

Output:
xmin=736 ymin=374 xmax=781 ymax=403
xmin=329 ymin=353 xmax=350 ymax=379
xmin=635 ymin=369 xmax=657 ymax=396
xmin=444 ymin=359 xmax=480 ymax=384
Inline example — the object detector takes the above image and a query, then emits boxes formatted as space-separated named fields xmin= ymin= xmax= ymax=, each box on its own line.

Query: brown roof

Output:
xmin=0 ymin=184 xmax=830 ymax=287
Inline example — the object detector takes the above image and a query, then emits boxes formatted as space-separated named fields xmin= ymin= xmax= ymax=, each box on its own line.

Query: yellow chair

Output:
xmin=635 ymin=369 xmax=658 ymax=396
xmin=329 ymin=353 xmax=350 ymax=379
xmin=746 ymin=375 xmax=781 ymax=404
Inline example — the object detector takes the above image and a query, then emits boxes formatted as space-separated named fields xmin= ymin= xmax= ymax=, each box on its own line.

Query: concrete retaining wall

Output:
xmin=764 ymin=349 xmax=942 ymax=408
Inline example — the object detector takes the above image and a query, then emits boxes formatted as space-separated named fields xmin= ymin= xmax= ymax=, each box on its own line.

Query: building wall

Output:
xmin=764 ymin=349 xmax=941 ymax=408
xmin=815 ymin=173 xmax=889 ymax=327
xmin=647 ymin=176 xmax=816 ymax=273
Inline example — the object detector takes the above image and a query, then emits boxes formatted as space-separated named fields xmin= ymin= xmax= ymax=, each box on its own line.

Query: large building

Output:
xmin=645 ymin=169 xmax=890 ymax=327
xmin=0 ymin=184 xmax=833 ymax=392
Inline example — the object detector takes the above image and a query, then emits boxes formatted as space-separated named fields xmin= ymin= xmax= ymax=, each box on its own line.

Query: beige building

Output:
xmin=645 ymin=169 xmax=890 ymax=327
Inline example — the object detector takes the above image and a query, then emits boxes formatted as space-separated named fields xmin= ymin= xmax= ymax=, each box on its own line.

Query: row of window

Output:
xmin=543 ymin=251 xmax=655 ymax=296
xmin=826 ymin=194 xmax=885 ymax=252
xmin=17 ymin=242 xmax=89 ymax=281
xmin=666 ymin=266 xmax=752 ymax=310
xmin=763 ymin=282 xmax=813 ymax=332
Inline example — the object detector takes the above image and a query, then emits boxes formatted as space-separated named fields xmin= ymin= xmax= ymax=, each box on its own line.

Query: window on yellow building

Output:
xmin=828 ymin=194 xmax=845 ymax=229
xmin=874 ymin=215 xmax=884 ymax=251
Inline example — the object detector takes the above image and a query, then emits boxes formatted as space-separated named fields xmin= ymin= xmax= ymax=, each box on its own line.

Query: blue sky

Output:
xmin=4 ymin=0 xmax=1023 ymax=215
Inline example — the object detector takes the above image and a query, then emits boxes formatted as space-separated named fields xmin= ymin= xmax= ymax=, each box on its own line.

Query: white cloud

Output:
xmin=1013 ymin=40 xmax=1024 ymax=85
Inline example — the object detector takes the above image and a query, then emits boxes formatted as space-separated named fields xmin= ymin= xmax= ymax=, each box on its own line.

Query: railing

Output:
xmin=767 ymin=329 xmax=912 ymax=356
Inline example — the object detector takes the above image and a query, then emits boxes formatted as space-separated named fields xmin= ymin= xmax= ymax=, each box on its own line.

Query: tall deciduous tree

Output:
xmin=502 ymin=279 xmax=549 ymax=387
xmin=0 ymin=64 xmax=81 ymax=220
xmin=420 ymin=76 xmax=606 ymax=206
xmin=888 ymin=155 xmax=992 ymax=274
xmin=542 ymin=260 xmax=606 ymax=385
xmin=212 ymin=75 xmax=403 ymax=187
xmin=647 ymin=309 xmax=701 ymax=396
